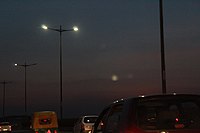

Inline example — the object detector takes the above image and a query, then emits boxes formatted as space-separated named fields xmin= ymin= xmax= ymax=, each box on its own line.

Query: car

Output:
xmin=93 ymin=94 xmax=200 ymax=133
xmin=0 ymin=122 xmax=12 ymax=133
xmin=1 ymin=115 xmax=31 ymax=131
xmin=74 ymin=115 xmax=98 ymax=133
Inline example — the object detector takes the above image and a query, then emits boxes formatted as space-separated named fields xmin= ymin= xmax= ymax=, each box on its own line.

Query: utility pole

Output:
xmin=15 ymin=62 xmax=37 ymax=113
xmin=0 ymin=80 xmax=11 ymax=117
xmin=42 ymin=24 xmax=78 ymax=119
xmin=159 ymin=0 xmax=167 ymax=94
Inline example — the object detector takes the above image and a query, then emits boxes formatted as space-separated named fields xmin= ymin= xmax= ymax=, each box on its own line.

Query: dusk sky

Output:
xmin=0 ymin=0 xmax=200 ymax=118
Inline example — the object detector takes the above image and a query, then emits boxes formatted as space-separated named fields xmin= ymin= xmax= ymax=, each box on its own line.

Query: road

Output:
xmin=12 ymin=130 xmax=72 ymax=133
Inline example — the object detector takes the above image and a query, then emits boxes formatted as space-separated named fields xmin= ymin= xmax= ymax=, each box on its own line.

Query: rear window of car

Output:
xmin=39 ymin=118 xmax=52 ymax=125
xmin=84 ymin=116 xmax=97 ymax=123
xmin=137 ymin=96 xmax=200 ymax=130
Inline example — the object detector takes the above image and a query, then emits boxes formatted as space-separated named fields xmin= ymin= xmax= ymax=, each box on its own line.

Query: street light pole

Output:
xmin=0 ymin=80 xmax=11 ymax=117
xmin=42 ymin=24 xmax=78 ymax=119
xmin=15 ymin=62 xmax=37 ymax=113
xmin=59 ymin=26 xmax=63 ymax=120
xmin=159 ymin=0 xmax=167 ymax=94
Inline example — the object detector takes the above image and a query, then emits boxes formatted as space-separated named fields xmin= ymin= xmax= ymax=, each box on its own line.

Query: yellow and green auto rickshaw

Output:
xmin=31 ymin=111 xmax=58 ymax=133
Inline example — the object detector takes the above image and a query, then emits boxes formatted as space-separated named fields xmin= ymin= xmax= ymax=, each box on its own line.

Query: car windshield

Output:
xmin=84 ymin=116 xmax=97 ymax=123
xmin=137 ymin=96 xmax=200 ymax=130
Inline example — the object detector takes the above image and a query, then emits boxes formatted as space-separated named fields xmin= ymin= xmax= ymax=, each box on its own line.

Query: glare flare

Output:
xmin=41 ymin=25 xmax=48 ymax=30
xmin=73 ymin=26 xmax=78 ymax=31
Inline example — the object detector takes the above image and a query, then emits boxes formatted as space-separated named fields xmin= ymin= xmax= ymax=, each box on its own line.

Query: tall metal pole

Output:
xmin=25 ymin=62 xmax=27 ymax=113
xmin=15 ymin=62 xmax=37 ymax=113
xmin=159 ymin=0 xmax=167 ymax=94
xmin=59 ymin=25 xmax=63 ymax=119
xmin=0 ymin=81 xmax=11 ymax=117
xmin=41 ymin=24 xmax=78 ymax=119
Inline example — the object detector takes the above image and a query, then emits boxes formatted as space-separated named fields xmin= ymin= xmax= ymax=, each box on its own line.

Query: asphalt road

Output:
xmin=12 ymin=130 xmax=72 ymax=133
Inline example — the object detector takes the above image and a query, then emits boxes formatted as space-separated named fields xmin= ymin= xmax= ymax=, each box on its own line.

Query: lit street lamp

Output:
xmin=41 ymin=24 xmax=78 ymax=119
xmin=15 ymin=62 xmax=37 ymax=113
xmin=0 ymin=80 xmax=11 ymax=117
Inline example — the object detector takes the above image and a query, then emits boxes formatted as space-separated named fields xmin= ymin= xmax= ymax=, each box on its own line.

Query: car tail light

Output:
xmin=47 ymin=129 xmax=51 ymax=133
xmin=35 ymin=132 xmax=38 ymax=133
xmin=54 ymin=130 xmax=57 ymax=133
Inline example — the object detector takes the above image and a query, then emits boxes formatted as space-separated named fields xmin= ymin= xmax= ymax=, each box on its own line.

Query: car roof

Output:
xmin=111 ymin=93 xmax=200 ymax=105
xmin=98 ymin=94 xmax=200 ymax=113
xmin=82 ymin=115 xmax=98 ymax=118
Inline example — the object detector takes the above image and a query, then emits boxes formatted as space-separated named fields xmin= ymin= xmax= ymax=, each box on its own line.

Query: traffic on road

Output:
xmin=1 ymin=94 xmax=200 ymax=133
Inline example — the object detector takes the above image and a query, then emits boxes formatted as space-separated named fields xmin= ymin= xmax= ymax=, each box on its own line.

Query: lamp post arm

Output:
xmin=47 ymin=27 xmax=74 ymax=32
xmin=26 ymin=63 xmax=37 ymax=67
xmin=15 ymin=63 xmax=37 ymax=67
xmin=61 ymin=29 xmax=74 ymax=32
xmin=47 ymin=27 xmax=61 ymax=32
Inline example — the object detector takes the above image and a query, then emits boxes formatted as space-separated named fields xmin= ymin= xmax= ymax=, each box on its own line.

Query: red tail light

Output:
xmin=54 ymin=130 xmax=57 ymax=133
xmin=47 ymin=129 xmax=51 ymax=133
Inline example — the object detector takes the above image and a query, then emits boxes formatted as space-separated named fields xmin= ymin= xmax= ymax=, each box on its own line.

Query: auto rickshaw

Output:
xmin=31 ymin=111 xmax=58 ymax=133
